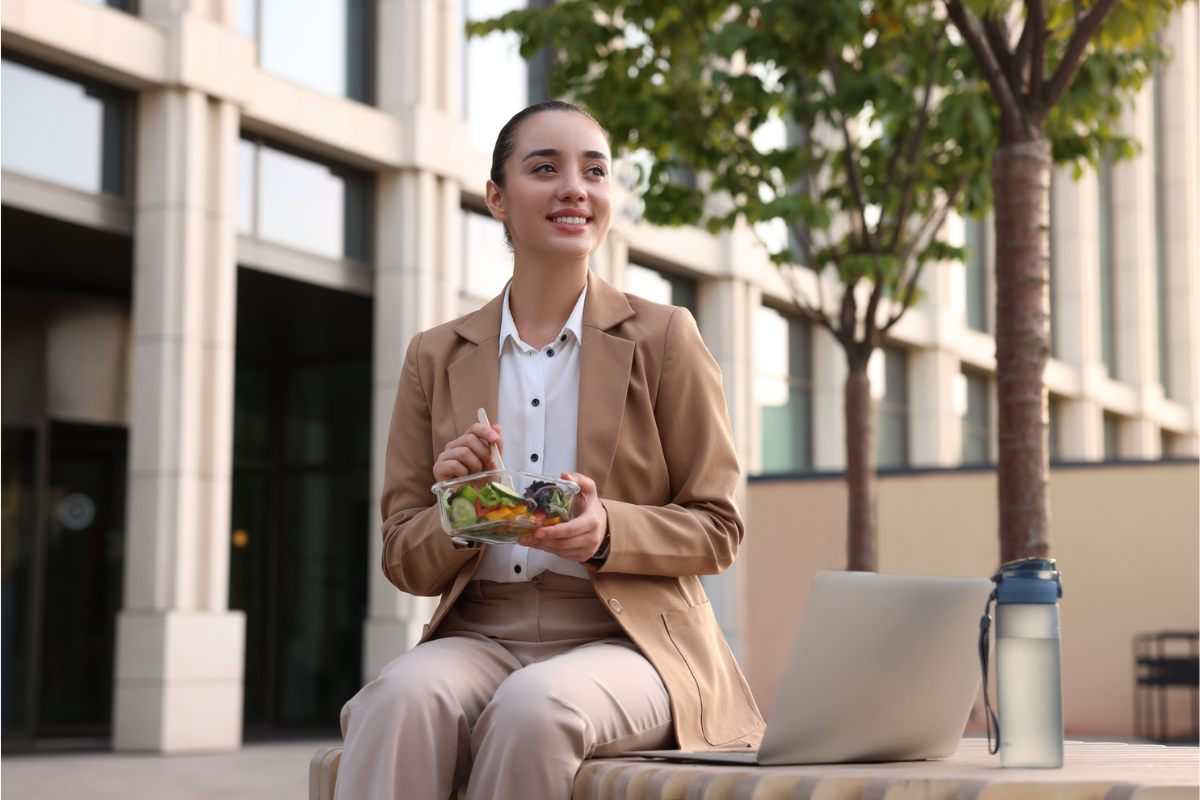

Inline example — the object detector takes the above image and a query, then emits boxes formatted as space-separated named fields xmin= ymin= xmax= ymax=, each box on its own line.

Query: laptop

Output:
xmin=627 ymin=571 xmax=993 ymax=765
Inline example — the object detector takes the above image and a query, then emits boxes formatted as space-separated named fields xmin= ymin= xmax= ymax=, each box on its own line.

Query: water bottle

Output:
xmin=986 ymin=557 xmax=1064 ymax=768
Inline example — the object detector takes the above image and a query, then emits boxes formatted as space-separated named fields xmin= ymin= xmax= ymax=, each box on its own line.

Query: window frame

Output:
xmin=0 ymin=52 xmax=136 ymax=200
xmin=625 ymin=255 xmax=700 ymax=317
xmin=755 ymin=303 xmax=814 ymax=476
xmin=237 ymin=133 xmax=375 ymax=265
xmin=874 ymin=344 xmax=910 ymax=470
xmin=961 ymin=367 xmax=991 ymax=466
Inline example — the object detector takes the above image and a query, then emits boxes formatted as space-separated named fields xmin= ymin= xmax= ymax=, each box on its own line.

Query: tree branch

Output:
xmin=981 ymin=11 xmax=1021 ymax=95
xmin=945 ymin=2 xmax=1024 ymax=128
xmin=1013 ymin=13 xmax=1032 ymax=81
xmin=1026 ymin=0 xmax=1047 ymax=115
xmin=780 ymin=263 xmax=839 ymax=340
xmin=863 ymin=257 xmax=888 ymax=341
xmin=887 ymin=25 xmax=946 ymax=252
xmin=899 ymin=174 xmax=969 ymax=268
xmin=1041 ymin=0 xmax=1120 ymax=112
xmin=880 ymin=255 xmax=928 ymax=334
xmin=881 ymin=175 xmax=964 ymax=334
xmin=840 ymin=283 xmax=859 ymax=348
xmin=825 ymin=49 xmax=878 ymax=252
xmin=788 ymin=222 xmax=839 ymax=334
xmin=883 ymin=23 xmax=945 ymax=253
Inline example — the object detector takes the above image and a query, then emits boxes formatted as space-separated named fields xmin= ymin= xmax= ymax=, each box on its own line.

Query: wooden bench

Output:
xmin=310 ymin=739 xmax=1199 ymax=800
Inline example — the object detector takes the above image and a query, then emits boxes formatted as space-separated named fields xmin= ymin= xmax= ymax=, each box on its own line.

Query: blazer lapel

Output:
xmin=448 ymin=292 xmax=505 ymax=439
xmin=577 ymin=272 xmax=636 ymax=496
xmin=447 ymin=345 xmax=499 ymax=439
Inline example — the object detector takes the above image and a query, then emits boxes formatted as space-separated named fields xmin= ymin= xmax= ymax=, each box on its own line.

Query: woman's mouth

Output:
xmin=547 ymin=213 xmax=592 ymax=231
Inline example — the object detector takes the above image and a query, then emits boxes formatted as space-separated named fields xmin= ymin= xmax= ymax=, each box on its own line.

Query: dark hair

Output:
xmin=490 ymin=100 xmax=605 ymax=246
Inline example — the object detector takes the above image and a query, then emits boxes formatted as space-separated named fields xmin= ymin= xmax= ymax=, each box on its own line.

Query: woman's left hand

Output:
xmin=519 ymin=472 xmax=607 ymax=562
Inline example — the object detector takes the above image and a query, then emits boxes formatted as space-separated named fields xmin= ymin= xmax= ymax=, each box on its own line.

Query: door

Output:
xmin=231 ymin=267 xmax=371 ymax=733
xmin=1 ymin=422 xmax=127 ymax=746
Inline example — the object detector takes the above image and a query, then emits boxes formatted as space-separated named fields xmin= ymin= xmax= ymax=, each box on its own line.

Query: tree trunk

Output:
xmin=992 ymin=137 xmax=1052 ymax=563
xmin=844 ymin=363 xmax=876 ymax=571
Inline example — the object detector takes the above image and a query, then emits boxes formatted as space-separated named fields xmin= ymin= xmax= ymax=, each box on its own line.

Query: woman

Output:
xmin=336 ymin=101 xmax=764 ymax=800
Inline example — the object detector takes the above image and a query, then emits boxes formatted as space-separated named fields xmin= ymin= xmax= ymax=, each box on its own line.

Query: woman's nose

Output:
xmin=557 ymin=174 xmax=586 ymax=201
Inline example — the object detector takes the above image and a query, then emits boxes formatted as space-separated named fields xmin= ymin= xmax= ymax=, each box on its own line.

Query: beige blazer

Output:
xmin=380 ymin=270 xmax=766 ymax=750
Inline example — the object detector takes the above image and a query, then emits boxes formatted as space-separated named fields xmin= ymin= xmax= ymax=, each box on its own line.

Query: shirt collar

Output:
xmin=499 ymin=281 xmax=588 ymax=355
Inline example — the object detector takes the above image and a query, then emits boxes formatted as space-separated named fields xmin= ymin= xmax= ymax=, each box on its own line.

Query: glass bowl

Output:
xmin=431 ymin=469 xmax=580 ymax=545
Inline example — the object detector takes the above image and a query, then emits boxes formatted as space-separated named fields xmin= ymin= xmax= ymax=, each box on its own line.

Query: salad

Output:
xmin=444 ymin=479 xmax=571 ymax=531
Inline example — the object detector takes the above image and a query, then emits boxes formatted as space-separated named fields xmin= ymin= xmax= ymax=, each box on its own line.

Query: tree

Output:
xmin=942 ymin=0 xmax=1182 ymax=563
xmin=470 ymin=0 xmax=995 ymax=571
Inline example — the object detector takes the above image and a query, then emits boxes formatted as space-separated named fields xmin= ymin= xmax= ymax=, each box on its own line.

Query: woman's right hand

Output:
xmin=433 ymin=423 xmax=504 ymax=482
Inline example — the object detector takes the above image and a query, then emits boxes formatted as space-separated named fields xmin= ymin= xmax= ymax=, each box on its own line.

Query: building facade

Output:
xmin=1 ymin=0 xmax=1196 ymax=751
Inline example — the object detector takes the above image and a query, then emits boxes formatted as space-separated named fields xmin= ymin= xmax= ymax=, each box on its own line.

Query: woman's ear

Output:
xmin=485 ymin=179 xmax=508 ymax=223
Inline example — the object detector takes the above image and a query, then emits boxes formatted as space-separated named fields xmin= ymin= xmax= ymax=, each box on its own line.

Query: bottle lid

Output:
xmin=991 ymin=557 xmax=1063 ymax=604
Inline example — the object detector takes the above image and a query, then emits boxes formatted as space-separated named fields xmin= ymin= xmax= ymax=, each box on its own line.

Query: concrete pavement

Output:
xmin=2 ymin=739 xmax=341 ymax=800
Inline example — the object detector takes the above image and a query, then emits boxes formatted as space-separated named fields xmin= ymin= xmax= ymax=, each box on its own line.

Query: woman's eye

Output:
xmin=533 ymin=163 xmax=556 ymax=173
xmin=588 ymin=166 xmax=607 ymax=177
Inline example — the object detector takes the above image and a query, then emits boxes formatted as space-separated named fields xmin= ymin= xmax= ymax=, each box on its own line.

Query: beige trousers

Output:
xmin=335 ymin=572 xmax=674 ymax=800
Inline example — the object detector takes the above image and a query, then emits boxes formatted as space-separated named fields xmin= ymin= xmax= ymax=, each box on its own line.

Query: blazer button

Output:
xmin=609 ymin=598 xmax=623 ymax=614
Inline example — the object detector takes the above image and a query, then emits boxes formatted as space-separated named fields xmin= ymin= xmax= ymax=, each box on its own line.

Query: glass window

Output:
xmin=875 ymin=346 xmax=909 ymax=469
xmin=1102 ymin=412 xmax=1121 ymax=461
xmin=462 ymin=207 xmax=514 ymax=301
xmin=626 ymin=261 xmax=699 ymax=317
xmin=1 ymin=59 xmax=127 ymax=197
xmin=463 ymin=0 xmax=529 ymax=154
xmin=240 ymin=0 xmax=372 ymax=102
xmin=237 ymin=136 xmax=371 ymax=261
xmin=964 ymin=215 xmax=987 ymax=333
xmin=961 ymin=369 xmax=989 ymax=465
xmin=1098 ymin=156 xmax=1116 ymax=377
xmin=755 ymin=306 xmax=812 ymax=474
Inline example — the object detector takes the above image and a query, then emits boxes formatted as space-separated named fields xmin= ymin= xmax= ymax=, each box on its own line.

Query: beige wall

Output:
xmin=742 ymin=461 xmax=1199 ymax=736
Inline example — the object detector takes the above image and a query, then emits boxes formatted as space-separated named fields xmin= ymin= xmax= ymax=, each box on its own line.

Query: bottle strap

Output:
xmin=978 ymin=587 xmax=1000 ymax=755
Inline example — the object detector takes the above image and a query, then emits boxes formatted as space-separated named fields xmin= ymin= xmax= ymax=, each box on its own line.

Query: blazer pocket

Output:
xmin=663 ymin=601 xmax=759 ymax=746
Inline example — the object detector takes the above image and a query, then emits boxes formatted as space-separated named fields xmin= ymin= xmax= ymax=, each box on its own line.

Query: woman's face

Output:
xmin=487 ymin=111 xmax=613 ymax=263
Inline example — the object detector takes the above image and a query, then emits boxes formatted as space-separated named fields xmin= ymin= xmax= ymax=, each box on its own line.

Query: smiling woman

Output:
xmin=333 ymin=101 xmax=764 ymax=800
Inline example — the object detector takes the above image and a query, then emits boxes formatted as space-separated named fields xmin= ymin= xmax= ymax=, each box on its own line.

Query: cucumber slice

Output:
xmin=449 ymin=496 xmax=477 ymax=527
xmin=488 ymin=481 xmax=526 ymax=505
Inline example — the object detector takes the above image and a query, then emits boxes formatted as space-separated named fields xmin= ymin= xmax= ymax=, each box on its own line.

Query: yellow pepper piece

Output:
xmin=484 ymin=507 xmax=512 ymax=521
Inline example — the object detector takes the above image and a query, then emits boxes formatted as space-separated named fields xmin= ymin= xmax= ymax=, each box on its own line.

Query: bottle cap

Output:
xmin=991 ymin=557 xmax=1063 ymax=604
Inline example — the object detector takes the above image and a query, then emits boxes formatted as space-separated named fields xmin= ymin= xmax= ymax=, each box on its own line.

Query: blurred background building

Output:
xmin=2 ymin=0 xmax=1196 ymax=753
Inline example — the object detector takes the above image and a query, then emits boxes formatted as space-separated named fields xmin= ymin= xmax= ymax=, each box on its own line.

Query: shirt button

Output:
xmin=609 ymin=598 xmax=623 ymax=614
xmin=530 ymin=454 xmax=538 ymax=462
xmin=546 ymin=349 xmax=555 ymax=357
xmin=560 ymin=334 xmax=567 ymax=342
xmin=531 ymin=398 xmax=540 ymax=407
xmin=514 ymin=565 xmax=522 ymax=574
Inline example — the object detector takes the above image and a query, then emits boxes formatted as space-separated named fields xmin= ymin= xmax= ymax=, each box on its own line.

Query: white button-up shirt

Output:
xmin=471 ymin=282 xmax=590 ymax=582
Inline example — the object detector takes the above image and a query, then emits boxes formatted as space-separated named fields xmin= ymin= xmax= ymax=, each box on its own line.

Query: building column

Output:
xmin=1049 ymin=166 xmax=1106 ymax=461
xmin=359 ymin=0 xmax=458 ymax=682
xmin=909 ymin=348 xmax=963 ymax=467
xmin=113 ymin=88 xmax=244 ymax=752
xmin=1159 ymin=5 xmax=1200 ymax=455
xmin=363 ymin=169 xmax=451 ymax=681
xmin=1110 ymin=88 xmax=1162 ymax=458
xmin=910 ymin=245 xmax=967 ymax=468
